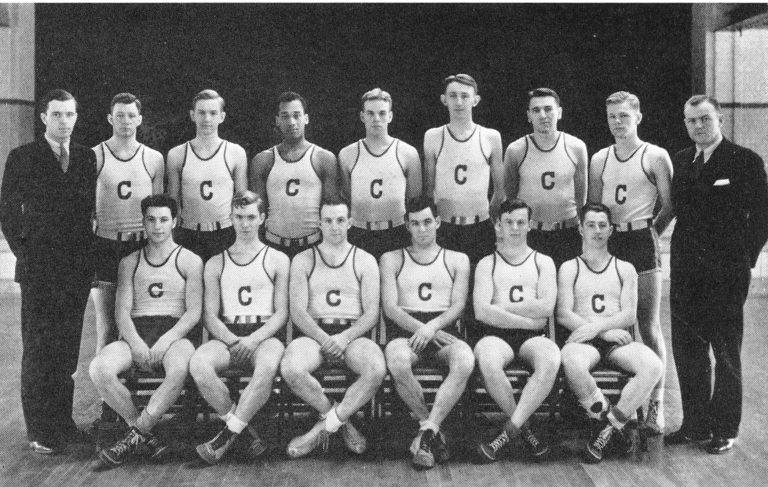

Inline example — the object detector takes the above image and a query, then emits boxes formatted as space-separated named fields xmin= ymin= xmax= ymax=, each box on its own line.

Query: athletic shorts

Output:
xmin=385 ymin=311 xmax=461 ymax=357
xmin=585 ymin=337 xmax=622 ymax=361
xmin=473 ymin=324 xmax=544 ymax=353
xmin=262 ymin=226 xmax=321 ymax=260
xmin=437 ymin=218 xmax=495 ymax=267
xmin=224 ymin=317 xmax=287 ymax=343
xmin=92 ymin=235 xmax=144 ymax=285
xmin=348 ymin=225 xmax=409 ymax=262
xmin=527 ymin=227 xmax=581 ymax=269
xmin=128 ymin=315 xmax=202 ymax=349
xmin=608 ymin=227 xmax=661 ymax=274
xmin=176 ymin=226 xmax=236 ymax=263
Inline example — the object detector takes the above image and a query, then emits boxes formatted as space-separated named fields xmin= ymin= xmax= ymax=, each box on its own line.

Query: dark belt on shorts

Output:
xmin=182 ymin=220 xmax=232 ymax=232
xmin=353 ymin=217 xmax=405 ymax=231
xmin=449 ymin=215 xmax=484 ymax=225
xmin=265 ymin=229 xmax=321 ymax=248
xmin=612 ymin=218 xmax=653 ymax=232
xmin=223 ymin=315 xmax=268 ymax=326
xmin=531 ymin=216 xmax=579 ymax=231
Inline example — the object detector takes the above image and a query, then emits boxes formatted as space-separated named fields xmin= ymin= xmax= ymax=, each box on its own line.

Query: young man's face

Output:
xmin=684 ymin=101 xmax=723 ymax=148
xmin=109 ymin=102 xmax=142 ymax=138
xmin=143 ymin=206 xmax=176 ymax=244
xmin=580 ymin=210 xmax=612 ymax=249
xmin=231 ymin=203 xmax=264 ymax=238
xmin=319 ymin=204 xmax=351 ymax=246
xmin=496 ymin=208 xmax=530 ymax=244
xmin=276 ymin=100 xmax=308 ymax=142
xmin=527 ymin=96 xmax=562 ymax=134
xmin=607 ymin=101 xmax=641 ymax=141
xmin=41 ymin=99 xmax=78 ymax=142
xmin=190 ymin=98 xmax=225 ymax=136
xmin=441 ymin=82 xmax=479 ymax=115
xmin=407 ymin=207 xmax=440 ymax=247
xmin=360 ymin=99 xmax=392 ymax=136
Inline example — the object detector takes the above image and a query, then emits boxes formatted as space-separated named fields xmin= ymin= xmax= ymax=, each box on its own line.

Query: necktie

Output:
xmin=691 ymin=150 xmax=704 ymax=180
xmin=59 ymin=143 xmax=69 ymax=173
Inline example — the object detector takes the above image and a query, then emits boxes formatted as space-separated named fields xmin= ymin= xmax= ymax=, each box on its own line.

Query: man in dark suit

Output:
xmin=0 ymin=89 xmax=97 ymax=454
xmin=666 ymin=95 xmax=768 ymax=454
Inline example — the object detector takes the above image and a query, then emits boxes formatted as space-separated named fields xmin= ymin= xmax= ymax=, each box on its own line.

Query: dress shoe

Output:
xmin=29 ymin=440 xmax=60 ymax=455
xmin=706 ymin=437 xmax=735 ymax=454
xmin=664 ymin=429 xmax=711 ymax=445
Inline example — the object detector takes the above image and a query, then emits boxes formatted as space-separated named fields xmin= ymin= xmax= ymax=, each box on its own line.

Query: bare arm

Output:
xmin=555 ymin=260 xmax=591 ymax=332
xmin=289 ymin=250 xmax=330 ymax=344
xmin=249 ymin=250 xmax=290 ymax=343
xmin=145 ymin=147 xmax=166 ymax=195
xmin=315 ymin=148 xmax=340 ymax=200
xmin=337 ymin=143 xmax=357 ymax=202
xmin=340 ymin=251 xmax=380 ymax=342
xmin=587 ymin=149 xmax=608 ymax=204
xmin=503 ymin=139 xmax=526 ymax=201
xmin=380 ymin=251 xmax=425 ymax=334
xmin=114 ymin=252 xmax=144 ymax=348
xmin=229 ymin=143 xmax=249 ymax=193
xmin=649 ymin=146 xmax=675 ymax=235
xmin=501 ymin=254 xmax=557 ymax=318
xmin=166 ymin=145 xmax=185 ymax=214
xmin=400 ymin=142 xmax=423 ymax=200
xmin=570 ymin=137 xmax=589 ymax=210
xmin=165 ymin=250 xmax=204 ymax=340
xmin=473 ymin=256 xmax=544 ymax=331
xmin=202 ymin=254 xmax=239 ymax=345
xmin=423 ymin=128 xmax=441 ymax=197
xmin=486 ymin=129 xmax=505 ymax=216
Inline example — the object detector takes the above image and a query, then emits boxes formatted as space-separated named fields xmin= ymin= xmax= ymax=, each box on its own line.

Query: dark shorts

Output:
xmin=348 ymin=225 xmax=409 ymax=262
xmin=528 ymin=227 xmax=581 ymax=269
xmin=437 ymin=219 xmax=496 ymax=267
xmin=261 ymin=226 xmax=321 ymax=260
xmin=385 ymin=311 xmax=461 ymax=357
xmin=177 ymin=226 xmax=236 ymax=263
xmin=92 ymin=235 xmax=145 ymax=285
xmin=128 ymin=315 xmax=202 ymax=348
xmin=608 ymin=228 xmax=661 ymax=274
xmin=225 ymin=318 xmax=287 ymax=343
xmin=585 ymin=338 xmax=622 ymax=361
xmin=473 ymin=324 xmax=544 ymax=354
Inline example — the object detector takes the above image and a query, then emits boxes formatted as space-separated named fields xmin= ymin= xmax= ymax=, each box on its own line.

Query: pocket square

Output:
xmin=713 ymin=179 xmax=730 ymax=186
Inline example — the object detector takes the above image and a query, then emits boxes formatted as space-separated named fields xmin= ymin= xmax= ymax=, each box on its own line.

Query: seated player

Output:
xmin=190 ymin=191 xmax=289 ymax=464
xmin=89 ymin=194 xmax=203 ymax=469
xmin=473 ymin=199 xmax=560 ymax=462
xmin=557 ymin=203 xmax=663 ymax=463
xmin=280 ymin=196 xmax=386 ymax=458
xmin=380 ymin=196 xmax=474 ymax=469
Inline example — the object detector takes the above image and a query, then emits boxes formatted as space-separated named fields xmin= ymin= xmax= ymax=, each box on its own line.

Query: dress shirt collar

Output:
xmin=695 ymin=132 xmax=723 ymax=164
xmin=44 ymin=133 xmax=71 ymax=157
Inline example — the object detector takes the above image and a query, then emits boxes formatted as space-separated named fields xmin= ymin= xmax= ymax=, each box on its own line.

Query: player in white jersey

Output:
xmin=505 ymin=88 xmax=588 ymax=268
xmin=423 ymin=74 xmax=503 ymax=266
xmin=339 ymin=88 xmax=422 ymax=260
xmin=380 ymin=196 xmax=473 ymax=469
xmin=588 ymin=92 xmax=674 ymax=435
xmin=557 ymin=203 xmax=662 ymax=463
xmin=89 ymin=194 xmax=203 ymax=469
xmin=91 ymin=93 xmax=165 ymax=352
xmin=250 ymin=91 xmax=338 ymax=258
xmin=473 ymin=199 xmax=560 ymax=462
xmin=189 ymin=191 xmax=289 ymax=464
xmin=167 ymin=89 xmax=247 ymax=262
xmin=280 ymin=196 xmax=385 ymax=458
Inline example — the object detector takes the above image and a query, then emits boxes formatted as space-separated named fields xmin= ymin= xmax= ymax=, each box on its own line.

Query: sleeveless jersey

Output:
xmin=219 ymin=246 xmax=275 ymax=325
xmin=573 ymin=256 xmax=623 ymax=322
xmin=95 ymin=143 xmax=153 ymax=239
xmin=131 ymin=245 xmax=186 ymax=318
xmin=491 ymin=250 xmax=541 ymax=306
xmin=308 ymin=245 xmax=363 ymax=321
xmin=397 ymin=247 xmax=455 ymax=313
xmin=517 ymin=133 xmax=578 ymax=223
xmin=350 ymin=139 xmax=407 ymax=226
xmin=433 ymin=125 xmax=490 ymax=222
xmin=600 ymin=143 xmax=657 ymax=223
xmin=265 ymin=145 xmax=321 ymax=239
xmin=180 ymin=141 xmax=234 ymax=230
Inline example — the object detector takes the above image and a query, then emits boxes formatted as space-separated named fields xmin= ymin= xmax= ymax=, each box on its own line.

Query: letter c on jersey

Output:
xmin=370 ymin=179 xmax=383 ymax=199
xmin=148 ymin=283 xmax=164 ymax=298
xmin=615 ymin=185 xmax=627 ymax=204
xmin=591 ymin=294 xmax=605 ymax=313
xmin=509 ymin=285 xmax=524 ymax=303
xmin=454 ymin=164 xmax=468 ymax=184
xmin=326 ymin=290 xmax=341 ymax=306
xmin=418 ymin=282 xmax=432 ymax=301
xmin=238 ymin=286 xmax=252 ymax=306
xmin=286 ymin=179 xmax=300 ymax=196
xmin=541 ymin=171 xmax=555 ymax=190
xmin=117 ymin=181 xmax=132 ymax=200
xmin=200 ymin=181 xmax=213 ymax=201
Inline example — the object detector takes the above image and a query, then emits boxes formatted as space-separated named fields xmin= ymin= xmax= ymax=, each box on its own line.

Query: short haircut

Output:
xmin=110 ymin=92 xmax=142 ymax=114
xmin=319 ymin=193 xmax=350 ymax=216
xmin=405 ymin=195 xmax=437 ymax=218
xmin=443 ymin=74 xmax=479 ymax=94
xmin=141 ymin=194 xmax=178 ymax=219
xmin=685 ymin=94 xmax=721 ymax=113
xmin=39 ymin=89 xmax=76 ymax=114
xmin=277 ymin=91 xmax=308 ymax=114
xmin=361 ymin=88 xmax=392 ymax=111
xmin=528 ymin=88 xmax=561 ymax=107
xmin=580 ymin=202 xmax=612 ymax=224
xmin=231 ymin=190 xmax=265 ymax=214
xmin=606 ymin=91 xmax=640 ymax=111
xmin=191 ymin=89 xmax=225 ymax=111
xmin=496 ymin=199 xmax=532 ymax=221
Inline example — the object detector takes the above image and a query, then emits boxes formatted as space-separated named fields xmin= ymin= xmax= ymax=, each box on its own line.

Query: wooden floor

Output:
xmin=1 ymin=280 xmax=768 ymax=487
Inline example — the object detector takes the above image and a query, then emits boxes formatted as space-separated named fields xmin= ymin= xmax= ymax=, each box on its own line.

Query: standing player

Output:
xmin=505 ymin=88 xmax=588 ymax=268
xmin=190 ymin=191 xmax=289 ymax=464
xmin=338 ymin=88 xmax=422 ymax=260
xmin=89 ymin=194 xmax=203 ymax=469
xmin=380 ymin=196 xmax=474 ymax=469
xmin=423 ymin=74 xmax=503 ymax=267
xmin=557 ymin=203 xmax=662 ymax=463
xmin=91 ymin=93 xmax=165 ymax=351
xmin=280 ymin=196 xmax=385 ymax=458
xmin=588 ymin=91 xmax=673 ymax=434
xmin=473 ymin=199 xmax=560 ymax=462
xmin=167 ymin=89 xmax=247 ymax=262
xmin=249 ymin=91 xmax=338 ymax=258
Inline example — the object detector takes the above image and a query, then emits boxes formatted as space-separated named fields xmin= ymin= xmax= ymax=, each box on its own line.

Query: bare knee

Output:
xmin=280 ymin=353 xmax=310 ymax=387
xmin=561 ymin=345 xmax=589 ymax=373
xmin=189 ymin=353 xmax=216 ymax=384
xmin=474 ymin=340 xmax=506 ymax=375
xmin=448 ymin=343 xmax=475 ymax=378
xmin=89 ymin=356 xmax=118 ymax=386
xmin=385 ymin=340 xmax=413 ymax=379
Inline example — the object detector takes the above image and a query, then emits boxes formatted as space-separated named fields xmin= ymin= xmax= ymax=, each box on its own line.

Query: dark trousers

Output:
xmin=670 ymin=262 xmax=750 ymax=438
xmin=19 ymin=259 xmax=92 ymax=445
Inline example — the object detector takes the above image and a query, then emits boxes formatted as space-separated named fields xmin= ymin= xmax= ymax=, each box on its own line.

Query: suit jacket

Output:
xmin=0 ymin=138 xmax=97 ymax=282
xmin=671 ymin=137 xmax=768 ymax=271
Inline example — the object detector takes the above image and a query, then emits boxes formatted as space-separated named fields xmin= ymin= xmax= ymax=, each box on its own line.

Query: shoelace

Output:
xmin=593 ymin=425 xmax=614 ymax=451
xmin=419 ymin=431 xmax=435 ymax=453
xmin=524 ymin=430 xmax=540 ymax=449
xmin=488 ymin=431 xmax=509 ymax=453
xmin=111 ymin=431 xmax=140 ymax=456
xmin=318 ymin=430 xmax=330 ymax=452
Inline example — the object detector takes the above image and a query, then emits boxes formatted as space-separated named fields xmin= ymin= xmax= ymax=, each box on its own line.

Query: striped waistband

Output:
xmin=265 ymin=229 xmax=321 ymax=248
xmin=531 ymin=216 xmax=579 ymax=231
xmin=317 ymin=318 xmax=354 ymax=327
xmin=612 ymin=218 xmax=653 ymax=232
xmin=223 ymin=315 xmax=268 ymax=326
xmin=448 ymin=215 xmax=488 ymax=226
xmin=96 ymin=229 xmax=145 ymax=242
xmin=353 ymin=217 xmax=405 ymax=231
xmin=181 ymin=220 xmax=233 ymax=232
